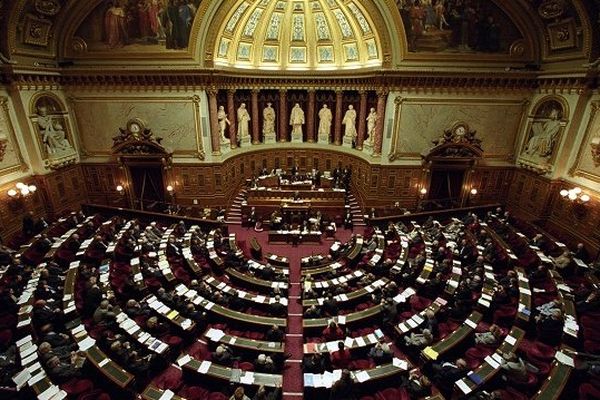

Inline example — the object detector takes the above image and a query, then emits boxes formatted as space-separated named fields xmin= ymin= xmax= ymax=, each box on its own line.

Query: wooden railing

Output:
xmin=368 ymin=203 xmax=502 ymax=226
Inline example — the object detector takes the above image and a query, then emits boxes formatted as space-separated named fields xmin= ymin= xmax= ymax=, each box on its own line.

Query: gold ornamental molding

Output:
xmin=569 ymin=100 xmax=600 ymax=183
xmin=387 ymin=97 xmax=529 ymax=162
xmin=0 ymin=96 xmax=28 ymax=175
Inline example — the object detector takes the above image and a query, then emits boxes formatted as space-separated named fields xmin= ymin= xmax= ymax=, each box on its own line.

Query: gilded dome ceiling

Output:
xmin=212 ymin=0 xmax=383 ymax=70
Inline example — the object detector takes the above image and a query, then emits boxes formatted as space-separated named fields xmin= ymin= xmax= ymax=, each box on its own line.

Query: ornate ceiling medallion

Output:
xmin=538 ymin=0 xmax=566 ymax=20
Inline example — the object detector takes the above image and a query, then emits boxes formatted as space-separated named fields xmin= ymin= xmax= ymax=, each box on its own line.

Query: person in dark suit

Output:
xmin=329 ymin=369 xmax=357 ymax=400
xmin=22 ymin=211 xmax=35 ymax=237
xmin=265 ymin=325 xmax=284 ymax=342
xmin=269 ymin=295 xmax=287 ymax=317
xmin=303 ymin=353 xmax=326 ymax=374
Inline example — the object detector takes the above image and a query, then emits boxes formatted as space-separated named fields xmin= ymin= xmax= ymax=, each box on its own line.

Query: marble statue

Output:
xmin=524 ymin=108 xmax=561 ymax=158
xmin=263 ymin=102 xmax=276 ymax=135
xmin=237 ymin=103 xmax=251 ymax=138
xmin=290 ymin=103 xmax=305 ymax=136
xmin=217 ymin=105 xmax=230 ymax=141
xmin=366 ymin=108 xmax=378 ymax=140
xmin=342 ymin=105 xmax=357 ymax=139
xmin=36 ymin=105 xmax=73 ymax=155
xmin=318 ymin=104 xmax=332 ymax=136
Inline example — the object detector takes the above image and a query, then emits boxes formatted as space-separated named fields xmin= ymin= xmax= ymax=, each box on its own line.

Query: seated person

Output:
xmin=230 ymin=386 xmax=251 ymax=400
xmin=402 ymin=368 xmax=432 ymax=398
xmin=302 ymin=352 xmax=326 ymax=374
xmin=404 ymin=329 xmax=433 ymax=348
xmin=212 ymin=345 xmax=235 ymax=366
xmin=253 ymin=385 xmax=281 ymax=400
xmin=322 ymin=321 xmax=345 ymax=341
xmin=331 ymin=342 xmax=351 ymax=369
xmin=265 ymin=325 xmax=284 ymax=342
xmin=255 ymin=354 xmax=277 ymax=373
xmin=368 ymin=341 xmax=393 ymax=365
xmin=474 ymin=324 xmax=503 ymax=346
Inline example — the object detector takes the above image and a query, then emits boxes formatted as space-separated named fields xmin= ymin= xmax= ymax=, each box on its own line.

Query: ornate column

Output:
xmin=279 ymin=89 xmax=287 ymax=142
xmin=207 ymin=89 xmax=221 ymax=155
xmin=373 ymin=89 xmax=388 ymax=157
xmin=356 ymin=90 xmax=368 ymax=150
xmin=334 ymin=90 xmax=343 ymax=145
xmin=251 ymin=89 xmax=260 ymax=144
xmin=307 ymin=89 xmax=316 ymax=143
xmin=227 ymin=89 xmax=237 ymax=148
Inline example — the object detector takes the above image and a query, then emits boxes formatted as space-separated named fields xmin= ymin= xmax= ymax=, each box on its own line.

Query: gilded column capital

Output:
xmin=206 ymin=88 xmax=219 ymax=97
xmin=251 ymin=88 xmax=260 ymax=95
xmin=376 ymin=88 xmax=389 ymax=97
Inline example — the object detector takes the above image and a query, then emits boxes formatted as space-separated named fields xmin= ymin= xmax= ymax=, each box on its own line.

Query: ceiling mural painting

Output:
xmin=395 ymin=0 xmax=524 ymax=55
xmin=72 ymin=0 xmax=202 ymax=53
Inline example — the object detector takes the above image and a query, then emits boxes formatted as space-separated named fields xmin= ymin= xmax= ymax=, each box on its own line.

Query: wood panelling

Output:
xmin=0 ymin=165 xmax=87 ymax=240
xmin=470 ymin=167 xmax=514 ymax=206
xmin=506 ymin=169 xmax=558 ymax=220
xmin=81 ymin=163 xmax=127 ymax=207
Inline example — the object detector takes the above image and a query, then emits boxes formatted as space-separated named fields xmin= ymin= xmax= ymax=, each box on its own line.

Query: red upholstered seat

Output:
xmin=0 ymin=329 xmax=13 ymax=346
xmin=61 ymin=378 xmax=94 ymax=396
xmin=153 ymin=365 xmax=183 ymax=391
xmin=77 ymin=389 xmax=111 ymax=400
xmin=376 ymin=387 xmax=409 ymax=400
xmin=180 ymin=385 xmax=210 ymax=400
xmin=350 ymin=359 xmax=375 ymax=370
xmin=519 ymin=339 xmax=555 ymax=361
xmin=238 ymin=362 xmax=254 ymax=371
xmin=579 ymin=382 xmax=600 ymax=400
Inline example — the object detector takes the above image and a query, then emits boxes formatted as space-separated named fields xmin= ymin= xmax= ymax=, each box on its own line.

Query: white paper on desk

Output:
xmin=16 ymin=335 xmax=32 ymax=347
xmin=207 ymin=328 xmax=226 ymax=342
xmin=21 ymin=351 xmax=37 ymax=366
xmin=520 ymin=288 xmax=532 ymax=296
xmin=326 ymin=341 xmax=338 ymax=352
xmin=38 ymin=384 xmax=59 ymax=400
xmin=240 ymin=372 xmax=255 ymax=385
xmin=198 ymin=361 xmax=211 ymax=374
xmin=505 ymin=335 xmax=517 ymax=345
xmin=366 ymin=333 xmax=377 ymax=343
xmin=344 ymin=337 xmax=354 ymax=348
xmin=27 ymin=361 xmax=42 ymax=374
xmin=465 ymin=319 xmax=477 ymax=329
xmin=177 ymin=354 xmax=192 ymax=367
xmin=20 ymin=343 xmax=37 ymax=357
xmin=322 ymin=371 xmax=334 ymax=388
xmin=555 ymin=351 xmax=575 ymax=367
xmin=27 ymin=370 xmax=46 ymax=386
xmin=17 ymin=318 xmax=31 ymax=328
xmin=158 ymin=389 xmax=174 ymax=400
xmin=337 ymin=315 xmax=346 ymax=325
xmin=204 ymin=301 xmax=214 ymax=310
xmin=491 ymin=353 xmax=503 ymax=365
xmin=78 ymin=337 xmax=96 ymax=351
xmin=456 ymin=378 xmax=472 ymax=394
xmin=98 ymin=358 xmax=110 ymax=367
xmin=355 ymin=337 xmax=366 ymax=347
xmin=484 ymin=355 xmax=500 ymax=369
xmin=406 ymin=318 xmax=418 ymax=328
xmin=392 ymin=357 xmax=408 ymax=370
xmin=355 ymin=370 xmax=370 ymax=383
xmin=12 ymin=369 xmax=31 ymax=389
xmin=49 ymin=389 xmax=67 ymax=400
xmin=254 ymin=295 xmax=266 ymax=303
xmin=413 ymin=315 xmax=424 ymax=325
xmin=478 ymin=298 xmax=491 ymax=308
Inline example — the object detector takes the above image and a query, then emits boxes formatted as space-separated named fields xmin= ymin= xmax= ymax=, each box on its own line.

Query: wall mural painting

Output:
xmin=75 ymin=0 xmax=202 ymax=52
xmin=396 ymin=0 xmax=523 ymax=54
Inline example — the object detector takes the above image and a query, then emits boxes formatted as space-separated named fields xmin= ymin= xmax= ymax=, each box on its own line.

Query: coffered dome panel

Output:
xmin=213 ymin=0 xmax=383 ymax=70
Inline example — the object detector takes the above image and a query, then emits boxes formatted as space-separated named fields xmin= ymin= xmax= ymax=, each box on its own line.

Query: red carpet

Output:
xmin=229 ymin=224 xmax=358 ymax=399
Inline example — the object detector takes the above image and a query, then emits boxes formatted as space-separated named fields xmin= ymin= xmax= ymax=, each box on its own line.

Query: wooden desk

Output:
xmin=268 ymin=230 xmax=322 ymax=244
xmin=303 ymin=278 xmax=389 ymax=307
xmin=303 ymin=358 xmax=410 ymax=387
xmin=204 ymin=328 xmax=284 ymax=353
xmin=180 ymin=355 xmax=283 ymax=388
xmin=226 ymin=268 xmax=289 ymax=292
xmin=142 ymin=384 xmax=185 ymax=400
xmin=304 ymin=328 xmax=386 ymax=354
xmin=346 ymin=235 xmax=364 ymax=261
xmin=454 ymin=327 xmax=525 ymax=395
xmin=86 ymin=345 xmax=134 ymax=389
xmin=422 ymin=311 xmax=483 ymax=361
xmin=303 ymin=304 xmax=382 ymax=329
xmin=532 ymin=345 xmax=574 ymax=400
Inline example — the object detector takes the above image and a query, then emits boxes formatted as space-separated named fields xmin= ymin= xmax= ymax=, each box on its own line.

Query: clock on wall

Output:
xmin=126 ymin=118 xmax=145 ymax=138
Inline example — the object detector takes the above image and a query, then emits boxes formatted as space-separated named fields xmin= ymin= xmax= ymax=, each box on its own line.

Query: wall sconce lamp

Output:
xmin=470 ymin=188 xmax=478 ymax=196
xmin=7 ymin=182 xmax=36 ymax=198
xmin=559 ymin=187 xmax=590 ymax=203
xmin=166 ymin=185 xmax=174 ymax=194
xmin=419 ymin=187 xmax=427 ymax=198
xmin=116 ymin=184 xmax=124 ymax=195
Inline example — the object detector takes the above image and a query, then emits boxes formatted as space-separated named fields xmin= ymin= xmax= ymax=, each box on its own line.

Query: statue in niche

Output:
xmin=263 ymin=102 xmax=276 ymax=135
xmin=342 ymin=105 xmax=357 ymax=140
xmin=36 ymin=104 xmax=73 ymax=155
xmin=524 ymin=106 xmax=562 ymax=158
xmin=290 ymin=103 xmax=305 ymax=136
xmin=366 ymin=107 xmax=378 ymax=143
xmin=318 ymin=104 xmax=332 ymax=136
xmin=217 ymin=105 xmax=230 ymax=141
xmin=237 ymin=103 xmax=251 ymax=139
